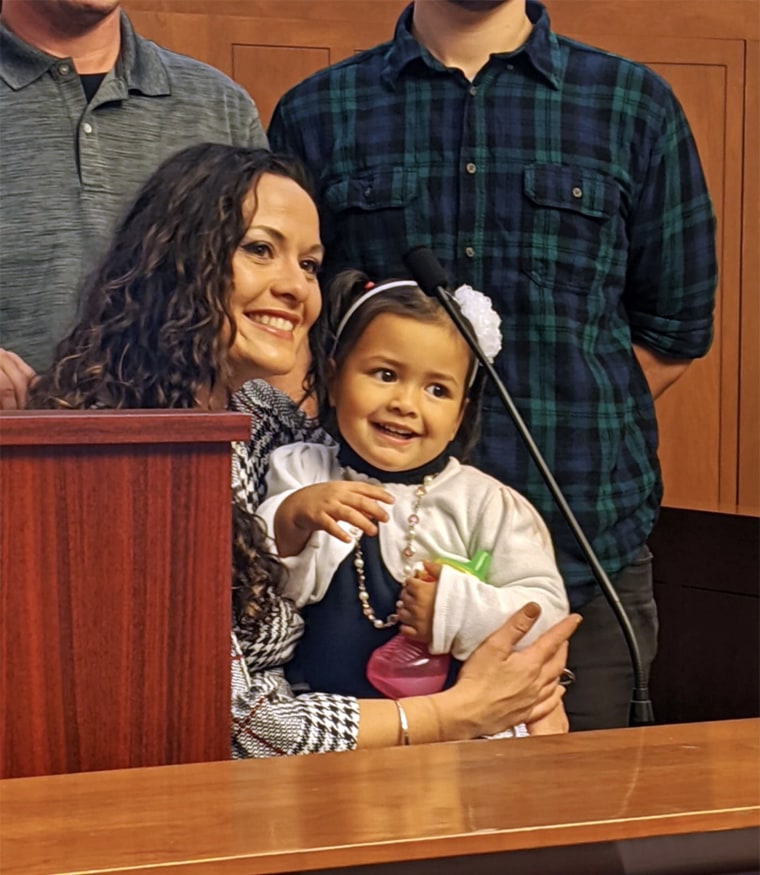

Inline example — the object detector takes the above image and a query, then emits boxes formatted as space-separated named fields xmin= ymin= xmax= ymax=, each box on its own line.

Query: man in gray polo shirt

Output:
xmin=0 ymin=0 xmax=268 ymax=408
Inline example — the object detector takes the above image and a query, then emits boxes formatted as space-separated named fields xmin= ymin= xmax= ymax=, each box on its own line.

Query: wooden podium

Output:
xmin=0 ymin=410 xmax=249 ymax=779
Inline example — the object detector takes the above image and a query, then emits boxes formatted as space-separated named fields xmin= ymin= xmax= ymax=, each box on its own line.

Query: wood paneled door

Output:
xmin=124 ymin=0 xmax=408 ymax=127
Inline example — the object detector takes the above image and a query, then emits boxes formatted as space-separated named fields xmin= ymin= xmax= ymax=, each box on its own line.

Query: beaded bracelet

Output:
xmin=394 ymin=700 xmax=410 ymax=746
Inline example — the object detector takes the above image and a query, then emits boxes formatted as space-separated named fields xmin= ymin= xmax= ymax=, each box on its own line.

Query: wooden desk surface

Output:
xmin=1 ymin=719 xmax=758 ymax=875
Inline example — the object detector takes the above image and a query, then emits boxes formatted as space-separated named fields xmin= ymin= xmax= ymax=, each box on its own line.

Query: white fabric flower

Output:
xmin=452 ymin=284 xmax=503 ymax=362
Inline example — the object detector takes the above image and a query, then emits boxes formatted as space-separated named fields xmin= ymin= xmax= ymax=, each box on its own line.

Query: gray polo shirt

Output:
xmin=0 ymin=11 xmax=268 ymax=371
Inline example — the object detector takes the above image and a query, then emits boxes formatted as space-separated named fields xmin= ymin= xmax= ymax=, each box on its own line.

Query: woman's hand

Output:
xmin=355 ymin=604 xmax=580 ymax=749
xmin=435 ymin=603 xmax=581 ymax=740
xmin=526 ymin=701 xmax=570 ymax=735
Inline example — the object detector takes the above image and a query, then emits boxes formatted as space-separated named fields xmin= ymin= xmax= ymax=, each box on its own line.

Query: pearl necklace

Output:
xmin=352 ymin=473 xmax=436 ymax=629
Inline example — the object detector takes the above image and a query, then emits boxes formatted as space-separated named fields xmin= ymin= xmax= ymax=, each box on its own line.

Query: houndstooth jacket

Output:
xmin=229 ymin=380 xmax=359 ymax=756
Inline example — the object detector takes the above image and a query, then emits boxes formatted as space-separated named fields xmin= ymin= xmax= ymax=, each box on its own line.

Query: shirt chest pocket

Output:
xmin=322 ymin=167 xmax=421 ymax=277
xmin=520 ymin=164 xmax=623 ymax=293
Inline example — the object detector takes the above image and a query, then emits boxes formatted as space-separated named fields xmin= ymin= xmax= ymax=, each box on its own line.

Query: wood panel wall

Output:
xmin=124 ymin=0 xmax=408 ymax=126
xmin=740 ymin=38 xmax=760 ymax=516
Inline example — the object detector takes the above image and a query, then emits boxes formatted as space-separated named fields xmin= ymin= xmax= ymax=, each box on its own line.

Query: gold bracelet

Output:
xmin=394 ymin=700 xmax=410 ymax=746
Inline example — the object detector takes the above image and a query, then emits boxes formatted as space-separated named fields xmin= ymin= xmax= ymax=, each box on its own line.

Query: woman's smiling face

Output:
xmin=225 ymin=173 xmax=323 ymax=389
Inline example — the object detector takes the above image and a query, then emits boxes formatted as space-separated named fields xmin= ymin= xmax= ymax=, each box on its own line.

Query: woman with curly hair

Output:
xmin=30 ymin=143 xmax=321 ymax=412
xmin=29 ymin=142 xmax=578 ymax=755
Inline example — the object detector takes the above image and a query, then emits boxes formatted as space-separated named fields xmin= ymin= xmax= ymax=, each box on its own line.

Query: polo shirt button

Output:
xmin=58 ymin=63 xmax=71 ymax=75
xmin=572 ymin=186 xmax=583 ymax=198
xmin=465 ymin=246 xmax=475 ymax=258
xmin=465 ymin=162 xmax=477 ymax=175
xmin=469 ymin=86 xmax=477 ymax=96
xmin=82 ymin=122 xmax=93 ymax=134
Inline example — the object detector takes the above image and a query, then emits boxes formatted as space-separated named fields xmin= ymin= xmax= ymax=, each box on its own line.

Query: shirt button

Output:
xmin=82 ymin=122 xmax=93 ymax=134
xmin=572 ymin=186 xmax=583 ymax=198
xmin=465 ymin=246 xmax=475 ymax=258
xmin=465 ymin=162 xmax=477 ymax=175
xmin=469 ymin=85 xmax=477 ymax=96
xmin=58 ymin=63 xmax=71 ymax=76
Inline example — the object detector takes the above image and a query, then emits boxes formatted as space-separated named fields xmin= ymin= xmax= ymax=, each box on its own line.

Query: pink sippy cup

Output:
xmin=366 ymin=550 xmax=492 ymax=698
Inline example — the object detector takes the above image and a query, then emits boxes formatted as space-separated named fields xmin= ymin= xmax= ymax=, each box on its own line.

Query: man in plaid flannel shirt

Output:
xmin=268 ymin=0 xmax=717 ymax=730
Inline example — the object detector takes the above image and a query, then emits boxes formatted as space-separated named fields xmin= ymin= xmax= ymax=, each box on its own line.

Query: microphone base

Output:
xmin=629 ymin=693 xmax=656 ymax=726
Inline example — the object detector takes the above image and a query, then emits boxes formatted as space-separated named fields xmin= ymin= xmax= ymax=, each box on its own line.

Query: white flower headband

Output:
xmin=451 ymin=284 xmax=503 ymax=363
xmin=329 ymin=278 xmax=503 ymax=365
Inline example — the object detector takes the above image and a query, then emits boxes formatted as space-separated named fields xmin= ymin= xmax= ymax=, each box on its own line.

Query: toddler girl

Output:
xmin=257 ymin=271 xmax=569 ymax=732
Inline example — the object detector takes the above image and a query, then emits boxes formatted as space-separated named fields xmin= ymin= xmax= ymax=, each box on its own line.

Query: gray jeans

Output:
xmin=563 ymin=548 xmax=659 ymax=731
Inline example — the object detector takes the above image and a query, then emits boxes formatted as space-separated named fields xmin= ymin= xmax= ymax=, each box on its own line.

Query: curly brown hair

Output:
xmin=28 ymin=143 xmax=316 ymax=410
xmin=231 ymin=503 xmax=287 ymax=627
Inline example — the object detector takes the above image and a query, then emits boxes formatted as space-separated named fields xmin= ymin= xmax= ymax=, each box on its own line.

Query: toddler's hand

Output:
xmin=526 ymin=698 xmax=569 ymax=735
xmin=396 ymin=561 xmax=440 ymax=644
xmin=275 ymin=481 xmax=393 ymax=557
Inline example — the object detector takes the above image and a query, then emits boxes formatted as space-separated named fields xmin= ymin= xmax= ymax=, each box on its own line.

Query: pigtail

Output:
xmin=326 ymin=269 xmax=373 ymax=353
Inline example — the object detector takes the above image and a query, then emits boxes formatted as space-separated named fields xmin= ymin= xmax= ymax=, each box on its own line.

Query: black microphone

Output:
xmin=403 ymin=245 xmax=654 ymax=727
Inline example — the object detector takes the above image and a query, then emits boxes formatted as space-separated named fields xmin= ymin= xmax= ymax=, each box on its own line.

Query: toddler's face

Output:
xmin=330 ymin=313 xmax=469 ymax=471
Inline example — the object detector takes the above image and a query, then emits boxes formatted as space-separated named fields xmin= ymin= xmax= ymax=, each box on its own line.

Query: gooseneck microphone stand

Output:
xmin=404 ymin=245 xmax=654 ymax=727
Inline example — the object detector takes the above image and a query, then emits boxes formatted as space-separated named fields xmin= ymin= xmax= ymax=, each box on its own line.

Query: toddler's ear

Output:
xmin=326 ymin=357 xmax=338 ymax=407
